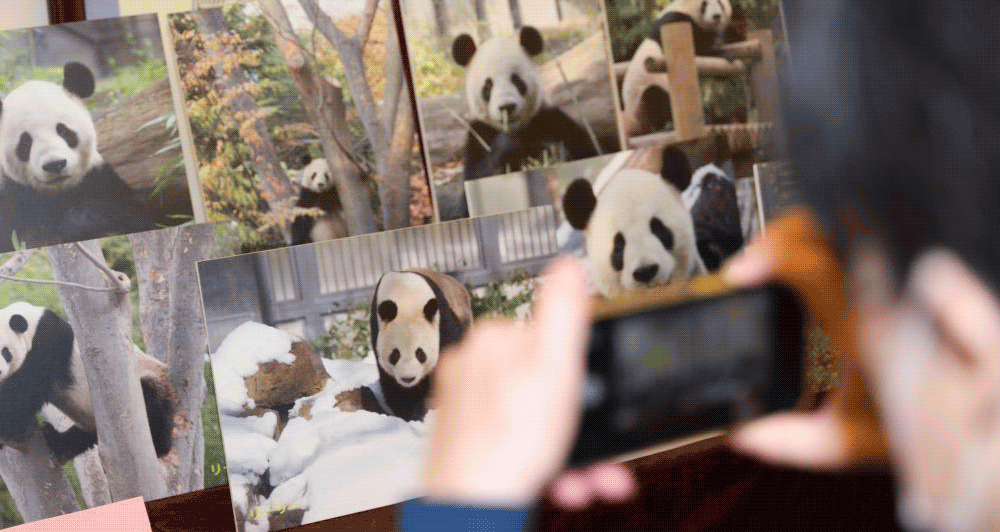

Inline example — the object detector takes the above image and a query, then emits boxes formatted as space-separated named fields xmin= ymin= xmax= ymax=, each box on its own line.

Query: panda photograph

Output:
xmin=168 ymin=1 xmax=432 ymax=253
xmin=0 ymin=16 xmax=197 ymax=253
xmin=400 ymin=0 xmax=622 ymax=221
xmin=0 ymin=227 xmax=231 ymax=529
xmin=610 ymin=0 xmax=788 ymax=142
xmin=556 ymin=136 xmax=760 ymax=297
xmin=196 ymin=205 xmax=560 ymax=530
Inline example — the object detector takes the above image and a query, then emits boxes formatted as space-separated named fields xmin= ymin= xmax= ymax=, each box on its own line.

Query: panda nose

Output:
xmin=499 ymin=103 xmax=517 ymax=116
xmin=713 ymin=13 xmax=722 ymax=22
xmin=633 ymin=264 xmax=659 ymax=284
xmin=42 ymin=159 xmax=67 ymax=174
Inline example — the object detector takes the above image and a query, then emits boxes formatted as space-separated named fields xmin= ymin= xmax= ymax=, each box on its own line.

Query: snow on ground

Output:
xmin=211 ymin=322 xmax=431 ymax=530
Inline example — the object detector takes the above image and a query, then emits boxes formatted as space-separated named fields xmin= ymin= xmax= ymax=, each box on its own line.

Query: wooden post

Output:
xmin=661 ymin=22 xmax=705 ymax=142
xmin=748 ymin=29 xmax=786 ymax=157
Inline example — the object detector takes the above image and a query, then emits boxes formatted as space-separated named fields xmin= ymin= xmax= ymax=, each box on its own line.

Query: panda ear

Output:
xmin=452 ymin=34 xmax=477 ymax=67
xmin=661 ymin=146 xmax=693 ymax=191
xmin=519 ymin=26 xmax=544 ymax=57
xmin=423 ymin=298 xmax=439 ymax=323
xmin=562 ymin=178 xmax=597 ymax=230
xmin=302 ymin=152 xmax=312 ymax=167
xmin=378 ymin=300 xmax=398 ymax=323
xmin=9 ymin=315 xmax=28 ymax=334
xmin=63 ymin=62 xmax=95 ymax=99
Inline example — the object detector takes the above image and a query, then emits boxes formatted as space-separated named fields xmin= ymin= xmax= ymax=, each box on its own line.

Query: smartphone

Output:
xmin=567 ymin=283 xmax=805 ymax=466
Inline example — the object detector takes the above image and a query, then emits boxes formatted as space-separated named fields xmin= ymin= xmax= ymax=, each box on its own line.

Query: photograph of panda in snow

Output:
xmin=0 ymin=16 xmax=196 ymax=253
xmin=198 ymin=207 xmax=556 ymax=529
xmin=556 ymin=136 xmax=760 ymax=297
xmin=609 ymin=0 xmax=787 ymax=137
xmin=0 ymin=227 xmax=231 ymax=528
xmin=401 ymin=0 xmax=622 ymax=221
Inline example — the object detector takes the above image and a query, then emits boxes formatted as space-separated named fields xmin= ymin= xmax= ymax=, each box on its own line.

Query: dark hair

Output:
xmin=783 ymin=0 xmax=1000 ymax=292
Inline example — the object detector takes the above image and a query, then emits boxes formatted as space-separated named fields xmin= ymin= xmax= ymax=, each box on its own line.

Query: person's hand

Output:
xmin=724 ymin=208 xmax=888 ymax=470
xmin=426 ymin=256 xmax=634 ymax=507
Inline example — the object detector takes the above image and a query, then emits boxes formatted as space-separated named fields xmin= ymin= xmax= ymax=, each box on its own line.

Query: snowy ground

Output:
xmin=212 ymin=323 xmax=431 ymax=531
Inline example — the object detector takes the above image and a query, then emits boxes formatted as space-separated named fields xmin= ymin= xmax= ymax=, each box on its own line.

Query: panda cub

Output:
xmin=620 ymin=0 xmax=747 ymax=136
xmin=452 ymin=26 xmax=598 ymax=181
xmin=0 ymin=302 xmax=174 ymax=463
xmin=336 ymin=269 xmax=472 ymax=422
xmin=290 ymin=154 xmax=348 ymax=245
xmin=0 ymin=62 xmax=156 ymax=253
xmin=562 ymin=146 xmax=706 ymax=297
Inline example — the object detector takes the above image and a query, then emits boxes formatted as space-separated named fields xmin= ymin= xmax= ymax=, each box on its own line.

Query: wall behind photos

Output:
xmin=1 ymin=0 xmax=48 ymax=30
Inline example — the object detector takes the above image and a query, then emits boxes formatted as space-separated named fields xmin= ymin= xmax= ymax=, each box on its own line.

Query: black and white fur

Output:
xmin=682 ymin=162 xmax=743 ymax=271
xmin=363 ymin=269 xmax=472 ymax=421
xmin=452 ymin=26 xmax=597 ymax=181
xmin=0 ymin=62 xmax=155 ymax=253
xmin=0 ymin=302 xmax=173 ymax=463
xmin=620 ymin=0 xmax=746 ymax=136
xmin=290 ymin=155 xmax=347 ymax=245
xmin=562 ymin=146 xmax=706 ymax=297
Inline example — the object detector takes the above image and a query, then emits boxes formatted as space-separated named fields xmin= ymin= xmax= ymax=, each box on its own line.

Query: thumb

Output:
xmin=729 ymin=408 xmax=851 ymax=470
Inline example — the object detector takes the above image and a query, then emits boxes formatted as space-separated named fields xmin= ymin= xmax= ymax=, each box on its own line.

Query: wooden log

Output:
xmin=613 ymin=39 xmax=761 ymax=81
xmin=644 ymin=55 xmax=746 ymax=77
xmin=661 ymin=22 xmax=704 ymax=142
xmin=748 ymin=29 xmax=786 ymax=158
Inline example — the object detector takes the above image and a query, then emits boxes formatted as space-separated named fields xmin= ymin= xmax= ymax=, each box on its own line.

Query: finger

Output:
xmin=583 ymin=462 xmax=637 ymax=502
xmin=531 ymin=256 xmax=593 ymax=373
xmin=724 ymin=237 xmax=775 ymax=287
xmin=549 ymin=470 xmax=595 ymax=510
xmin=728 ymin=409 xmax=851 ymax=470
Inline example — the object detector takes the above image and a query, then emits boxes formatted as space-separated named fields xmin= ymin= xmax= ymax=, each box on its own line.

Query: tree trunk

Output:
xmin=193 ymin=9 xmax=295 ymax=207
xmin=130 ymin=224 xmax=218 ymax=495
xmin=256 ymin=0 xmax=378 ymax=235
xmin=379 ymin=80 xmax=416 ymax=230
xmin=508 ymin=0 xmax=523 ymax=29
xmin=47 ymin=241 xmax=168 ymax=502
xmin=0 ymin=432 xmax=80 ymax=523
xmin=473 ymin=0 xmax=490 ymax=40
xmin=431 ymin=0 xmax=448 ymax=38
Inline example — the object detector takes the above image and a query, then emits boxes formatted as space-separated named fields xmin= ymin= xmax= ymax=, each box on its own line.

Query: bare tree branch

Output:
xmin=356 ymin=0 xmax=381 ymax=48
xmin=0 ymin=432 xmax=80 ymax=522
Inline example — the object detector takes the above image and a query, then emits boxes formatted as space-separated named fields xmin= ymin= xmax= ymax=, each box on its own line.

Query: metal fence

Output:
xmin=199 ymin=205 xmax=561 ymax=348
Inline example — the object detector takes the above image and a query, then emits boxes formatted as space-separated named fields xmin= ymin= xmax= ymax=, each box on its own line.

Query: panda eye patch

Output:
xmin=511 ymin=73 xmax=527 ymax=96
xmin=416 ymin=348 xmax=427 ymax=364
xmin=423 ymin=298 xmax=438 ymax=322
xmin=378 ymin=300 xmax=398 ymax=322
xmin=9 ymin=314 xmax=27 ymax=334
xmin=611 ymin=232 xmax=625 ymax=272
xmin=1 ymin=348 xmax=11 ymax=364
xmin=389 ymin=348 xmax=401 ymax=365
xmin=482 ymin=78 xmax=493 ymax=102
xmin=15 ymin=132 xmax=31 ymax=162
xmin=56 ymin=123 xmax=78 ymax=148
xmin=650 ymin=217 xmax=674 ymax=250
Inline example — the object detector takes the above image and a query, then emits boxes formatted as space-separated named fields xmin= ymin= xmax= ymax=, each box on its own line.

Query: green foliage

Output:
xmin=0 ymin=252 xmax=62 ymax=314
xmin=0 ymin=476 xmax=22 ymax=528
xmin=470 ymin=272 xmax=535 ymax=319
xmin=313 ymin=308 xmax=371 ymax=361
xmin=412 ymin=37 xmax=464 ymax=98
xmin=202 ymin=360 xmax=228 ymax=487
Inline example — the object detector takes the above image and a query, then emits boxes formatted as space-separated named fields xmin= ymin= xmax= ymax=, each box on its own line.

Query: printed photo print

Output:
xmin=401 ymin=0 xmax=623 ymax=221
xmin=0 ymin=15 xmax=196 ymax=253
xmin=607 ymin=0 xmax=789 ymax=150
xmin=0 ymin=224 xmax=242 ymax=529
xmin=196 ymin=204 xmax=561 ymax=530
xmin=168 ymin=0 xmax=431 ymax=253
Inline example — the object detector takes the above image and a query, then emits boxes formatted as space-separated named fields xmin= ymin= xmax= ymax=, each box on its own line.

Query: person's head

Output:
xmin=784 ymin=1 xmax=1000 ymax=529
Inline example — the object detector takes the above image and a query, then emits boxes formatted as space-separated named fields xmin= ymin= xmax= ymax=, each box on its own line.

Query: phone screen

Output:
xmin=569 ymin=285 xmax=803 ymax=466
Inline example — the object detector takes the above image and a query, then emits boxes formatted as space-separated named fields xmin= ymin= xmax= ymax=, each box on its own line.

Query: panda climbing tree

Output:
xmin=0 ymin=225 xmax=223 ymax=524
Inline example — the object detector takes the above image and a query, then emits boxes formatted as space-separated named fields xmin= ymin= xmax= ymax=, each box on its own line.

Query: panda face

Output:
xmin=0 ymin=302 xmax=47 ymax=380
xmin=684 ymin=0 xmax=732 ymax=32
xmin=0 ymin=63 xmax=99 ymax=192
xmin=298 ymin=157 xmax=335 ymax=193
xmin=453 ymin=27 xmax=545 ymax=132
xmin=374 ymin=272 xmax=440 ymax=388
xmin=587 ymin=170 xmax=701 ymax=296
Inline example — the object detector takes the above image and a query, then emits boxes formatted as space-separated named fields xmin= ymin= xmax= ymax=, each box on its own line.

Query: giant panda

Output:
xmin=290 ymin=154 xmax=348 ymax=245
xmin=562 ymin=145 xmax=706 ymax=297
xmin=682 ymin=162 xmax=743 ymax=271
xmin=335 ymin=269 xmax=472 ymax=421
xmin=0 ymin=302 xmax=174 ymax=464
xmin=452 ymin=26 xmax=598 ymax=181
xmin=620 ymin=0 xmax=747 ymax=137
xmin=0 ymin=62 xmax=156 ymax=253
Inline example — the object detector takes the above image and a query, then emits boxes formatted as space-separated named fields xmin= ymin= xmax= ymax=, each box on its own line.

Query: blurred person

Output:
xmin=401 ymin=1 xmax=1000 ymax=531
